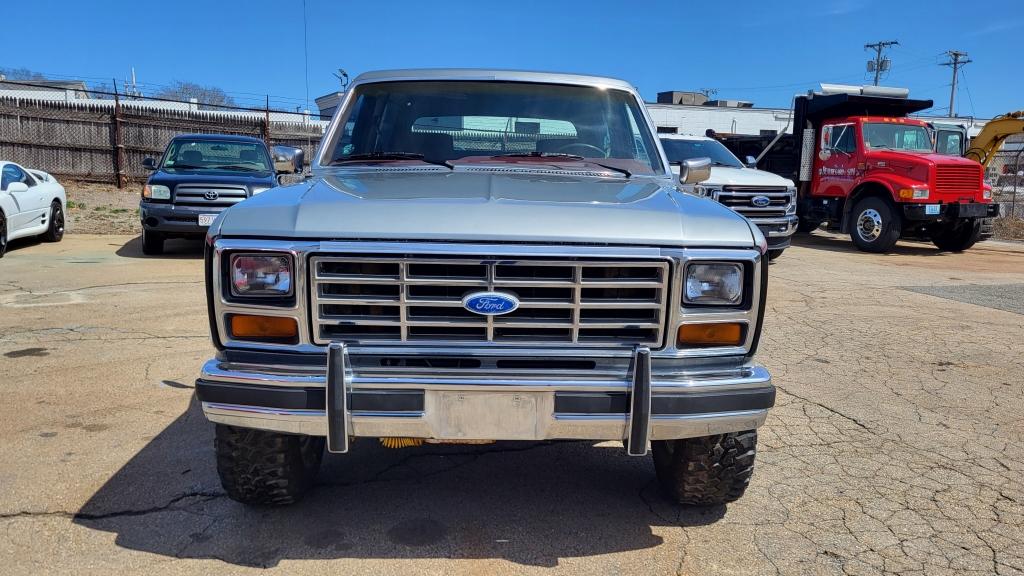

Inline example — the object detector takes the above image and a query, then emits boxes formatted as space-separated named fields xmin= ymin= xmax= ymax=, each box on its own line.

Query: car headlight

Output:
xmin=982 ymin=187 xmax=992 ymax=200
xmin=684 ymin=263 xmax=743 ymax=306
xmin=142 ymin=184 xmax=171 ymax=200
xmin=230 ymin=254 xmax=293 ymax=298
xmin=252 ymin=187 xmax=271 ymax=195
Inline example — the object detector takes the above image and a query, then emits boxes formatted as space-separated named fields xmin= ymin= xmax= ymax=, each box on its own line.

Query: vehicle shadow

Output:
xmin=115 ymin=235 xmax=204 ymax=259
xmin=792 ymin=231 xmax=946 ymax=257
xmin=73 ymin=398 xmax=725 ymax=568
xmin=3 ymin=235 xmax=44 ymax=254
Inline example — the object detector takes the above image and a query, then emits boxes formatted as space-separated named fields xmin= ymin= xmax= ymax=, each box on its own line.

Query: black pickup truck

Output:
xmin=139 ymin=134 xmax=301 ymax=255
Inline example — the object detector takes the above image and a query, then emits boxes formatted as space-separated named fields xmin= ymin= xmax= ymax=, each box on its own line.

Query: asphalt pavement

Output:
xmin=1 ymin=233 xmax=1022 ymax=575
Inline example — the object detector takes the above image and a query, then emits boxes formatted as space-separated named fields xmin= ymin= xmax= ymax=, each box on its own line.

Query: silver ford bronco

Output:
xmin=196 ymin=69 xmax=775 ymax=506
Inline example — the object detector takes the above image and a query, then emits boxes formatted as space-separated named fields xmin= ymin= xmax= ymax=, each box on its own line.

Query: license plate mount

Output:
xmin=434 ymin=391 xmax=545 ymax=440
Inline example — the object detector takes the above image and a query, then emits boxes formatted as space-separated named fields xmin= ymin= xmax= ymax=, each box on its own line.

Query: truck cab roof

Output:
xmin=350 ymin=68 xmax=636 ymax=91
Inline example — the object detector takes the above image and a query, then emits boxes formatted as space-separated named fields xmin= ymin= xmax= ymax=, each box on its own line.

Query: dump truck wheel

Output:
xmin=932 ymin=220 xmax=982 ymax=252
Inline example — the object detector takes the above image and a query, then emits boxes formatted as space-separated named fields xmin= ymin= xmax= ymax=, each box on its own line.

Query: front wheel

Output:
xmin=932 ymin=220 xmax=982 ymax=252
xmin=141 ymin=229 xmax=164 ymax=255
xmin=767 ymin=249 xmax=785 ymax=261
xmin=43 ymin=201 xmax=65 ymax=242
xmin=795 ymin=217 xmax=821 ymax=234
xmin=651 ymin=431 xmax=757 ymax=505
xmin=849 ymin=197 xmax=901 ymax=253
xmin=0 ymin=212 xmax=7 ymax=258
xmin=215 ymin=425 xmax=325 ymax=505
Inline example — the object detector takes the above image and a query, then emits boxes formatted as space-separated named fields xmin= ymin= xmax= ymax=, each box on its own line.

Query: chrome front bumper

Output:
xmin=197 ymin=346 xmax=774 ymax=456
xmin=754 ymin=215 xmax=799 ymax=238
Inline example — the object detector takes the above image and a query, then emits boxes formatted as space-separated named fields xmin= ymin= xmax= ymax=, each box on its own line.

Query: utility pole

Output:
xmin=941 ymin=50 xmax=972 ymax=117
xmin=864 ymin=40 xmax=899 ymax=85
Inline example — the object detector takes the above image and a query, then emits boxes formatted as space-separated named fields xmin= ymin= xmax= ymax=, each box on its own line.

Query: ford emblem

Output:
xmin=462 ymin=291 xmax=519 ymax=316
xmin=751 ymin=195 xmax=771 ymax=207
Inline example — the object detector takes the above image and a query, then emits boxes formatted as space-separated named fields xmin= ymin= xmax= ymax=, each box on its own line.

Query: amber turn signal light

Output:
xmin=677 ymin=322 xmax=743 ymax=347
xmin=228 ymin=314 xmax=298 ymax=344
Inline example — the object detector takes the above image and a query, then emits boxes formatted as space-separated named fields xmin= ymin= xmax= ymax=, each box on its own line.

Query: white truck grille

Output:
xmin=718 ymin=186 xmax=792 ymax=219
xmin=310 ymin=256 xmax=670 ymax=347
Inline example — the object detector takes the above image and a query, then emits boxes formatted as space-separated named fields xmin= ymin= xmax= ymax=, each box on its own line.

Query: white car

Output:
xmin=661 ymin=135 xmax=797 ymax=259
xmin=0 ymin=161 xmax=66 ymax=257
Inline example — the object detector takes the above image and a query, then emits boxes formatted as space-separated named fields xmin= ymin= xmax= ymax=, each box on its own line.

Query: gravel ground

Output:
xmin=1 ymin=234 xmax=1022 ymax=575
xmin=63 ymin=181 xmax=141 ymax=235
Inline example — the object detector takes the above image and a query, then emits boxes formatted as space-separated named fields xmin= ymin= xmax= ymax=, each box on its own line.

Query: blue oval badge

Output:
xmin=751 ymin=195 xmax=771 ymax=207
xmin=462 ymin=291 xmax=520 ymax=316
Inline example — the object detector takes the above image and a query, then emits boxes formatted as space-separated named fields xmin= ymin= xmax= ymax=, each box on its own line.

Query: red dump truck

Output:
xmin=721 ymin=85 xmax=999 ymax=252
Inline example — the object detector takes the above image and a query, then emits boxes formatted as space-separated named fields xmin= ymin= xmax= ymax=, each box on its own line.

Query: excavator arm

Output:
xmin=965 ymin=111 xmax=1024 ymax=167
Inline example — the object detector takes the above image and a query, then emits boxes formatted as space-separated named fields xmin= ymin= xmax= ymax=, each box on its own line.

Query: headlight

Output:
xmin=252 ymin=187 xmax=271 ymax=195
xmin=982 ymin=187 xmax=993 ymax=200
xmin=142 ymin=184 xmax=171 ymax=200
xmin=694 ymin=185 xmax=721 ymax=200
xmin=684 ymin=263 xmax=743 ymax=306
xmin=786 ymin=186 xmax=797 ymax=214
xmin=898 ymin=186 xmax=929 ymax=200
xmin=230 ymin=254 xmax=293 ymax=298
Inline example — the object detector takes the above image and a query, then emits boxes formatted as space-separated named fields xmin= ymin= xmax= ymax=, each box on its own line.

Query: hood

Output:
xmin=148 ymin=170 xmax=276 ymax=188
xmin=670 ymin=164 xmax=794 ymax=188
xmin=865 ymin=150 xmax=979 ymax=167
xmin=214 ymin=169 xmax=755 ymax=248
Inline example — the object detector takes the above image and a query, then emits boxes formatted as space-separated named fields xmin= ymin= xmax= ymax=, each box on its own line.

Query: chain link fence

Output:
xmin=0 ymin=80 xmax=326 ymax=187
xmin=988 ymin=133 xmax=1024 ymax=220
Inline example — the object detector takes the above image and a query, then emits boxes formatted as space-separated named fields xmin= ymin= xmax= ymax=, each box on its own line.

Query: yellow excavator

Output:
xmin=965 ymin=110 xmax=1024 ymax=167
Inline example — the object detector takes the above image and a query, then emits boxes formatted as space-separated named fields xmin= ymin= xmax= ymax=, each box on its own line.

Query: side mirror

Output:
xmin=745 ymin=155 xmax=757 ymax=168
xmin=679 ymin=157 xmax=712 ymax=185
xmin=6 ymin=182 xmax=29 ymax=193
xmin=142 ymin=157 xmax=158 ymax=170
xmin=272 ymin=145 xmax=304 ymax=174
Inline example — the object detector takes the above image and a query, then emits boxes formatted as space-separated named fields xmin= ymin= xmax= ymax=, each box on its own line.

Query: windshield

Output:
xmin=862 ymin=123 xmax=932 ymax=152
xmin=660 ymin=138 xmax=743 ymax=168
xmin=324 ymin=80 xmax=663 ymax=175
xmin=162 ymin=139 xmax=272 ymax=172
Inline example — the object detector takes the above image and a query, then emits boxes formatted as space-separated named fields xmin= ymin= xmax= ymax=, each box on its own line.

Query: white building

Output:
xmin=646 ymin=98 xmax=989 ymax=138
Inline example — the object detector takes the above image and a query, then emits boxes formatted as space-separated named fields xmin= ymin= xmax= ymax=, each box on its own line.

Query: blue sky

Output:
xmin=6 ymin=0 xmax=1022 ymax=118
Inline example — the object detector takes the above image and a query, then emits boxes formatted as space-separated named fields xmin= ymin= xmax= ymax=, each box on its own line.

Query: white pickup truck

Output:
xmin=662 ymin=135 xmax=797 ymax=260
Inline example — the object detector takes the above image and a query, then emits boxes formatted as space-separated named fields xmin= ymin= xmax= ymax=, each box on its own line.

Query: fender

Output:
xmin=839 ymin=173 xmax=922 ymax=232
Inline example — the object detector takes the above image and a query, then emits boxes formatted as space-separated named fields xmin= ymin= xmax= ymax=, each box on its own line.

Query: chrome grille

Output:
xmin=310 ymin=256 xmax=670 ymax=347
xmin=935 ymin=165 xmax=981 ymax=195
xmin=718 ymin=186 xmax=792 ymax=219
xmin=174 ymin=185 xmax=248 ymax=207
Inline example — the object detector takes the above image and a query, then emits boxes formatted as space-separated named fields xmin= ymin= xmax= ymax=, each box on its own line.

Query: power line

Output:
xmin=959 ymin=67 xmax=978 ymax=118
xmin=940 ymin=50 xmax=972 ymax=117
xmin=864 ymin=40 xmax=899 ymax=85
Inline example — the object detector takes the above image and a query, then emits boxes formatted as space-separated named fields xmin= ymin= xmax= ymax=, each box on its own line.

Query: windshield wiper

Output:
xmin=168 ymin=164 xmax=204 ymax=170
xmin=210 ymin=164 xmax=261 ymax=172
xmin=329 ymin=152 xmax=453 ymax=169
xmin=494 ymin=152 xmax=585 ymax=160
xmin=490 ymin=152 xmax=631 ymax=178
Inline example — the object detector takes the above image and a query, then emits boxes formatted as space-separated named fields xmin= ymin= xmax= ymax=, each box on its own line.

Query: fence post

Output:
xmin=263 ymin=95 xmax=271 ymax=145
xmin=112 ymin=80 xmax=127 ymax=189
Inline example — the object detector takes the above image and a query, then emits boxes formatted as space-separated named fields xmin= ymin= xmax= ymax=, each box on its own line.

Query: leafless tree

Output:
xmin=154 ymin=81 xmax=238 ymax=109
